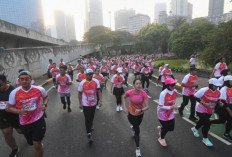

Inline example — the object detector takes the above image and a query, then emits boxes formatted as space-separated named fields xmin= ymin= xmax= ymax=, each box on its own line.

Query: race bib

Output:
xmin=0 ymin=101 xmax=8 ymax=110
xmin=229 ymin=97 xmax=232 ymax=104
xmin=87 ymin=95 xmax=95 ymax=101
xmin=145 ymin=71 xmax=149 ymax=74
xmin=23 ymin=101 xmax=37 ymax=111
xmin=60 ymin=82 xmax=66 ymax=85
xmin=209 ymin=102 xmax=216 ymax=108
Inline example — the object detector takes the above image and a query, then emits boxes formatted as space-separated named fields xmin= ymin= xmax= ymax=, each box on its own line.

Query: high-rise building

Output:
xmin=128 ymin=14 xmax=150 ymax=35
xmin=188 ymin=3 xmax=193 ymax=20
xmin=170 ymin=0 xmax=188 ymax=17
xmin=0 ymin=0 xmax=45 ymax=34
xmin=208 ymin=0 xmax=224 ymax=17
xmin=154 ymin=3 xmax=167 ymax=23
xmin=66 ymin=15 xmax=76 ymax=41
xmin=158 ymin=11 xmax=168 ymax=24
xmin=115 ymin=9 xmax=135 ymax=31
xmin=85 ymin=0 xmax=103 ymax=32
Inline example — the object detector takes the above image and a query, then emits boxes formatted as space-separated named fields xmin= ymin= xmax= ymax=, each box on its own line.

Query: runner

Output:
xmin=211 ymin=75 xmax=232 ymax=141
xmin=189 ymin=55 xmax=196 ymax=67
xmin=140 ymin=63 xmax=150 ymax=93
xmin=100 ymin=62 xmax=109 ymax=88
xmin=211 ymin=57 xmax=228 ymax=79
xmin=47 ymin=59 xmax=53 ymax=78
xmin=122 ymin=64 xmax=128 ymax=87
xmin=133 ymin=62 xmax=141 ymax=79
xmin=178 ymin=67 xmax=198 ymax=121
xmin=56 ymin=66 xmax=72 ymax=112
xmin=111 ymin=68 xmax=125 ymax=112
xmin=59 ymin=58 xmax=65 ymax=68
xmin=67 ymin=63 xmax=74 ymax=81
xmin=159 ymin=64 xmax=175 ymax=91
xmin=8 ymin=71 xmax=48 ymax=157
xmin=50 ymin=63 xmax=60 ymax=89
xmin=93 ymin=68 xmax=104 ymax=110
xmin=123 ymin=79 xmax=149 ymax=157
xmin=76 ymin=67 xmax=86 ymax=82
xmin=218 ymin=69 xmax=229 ymax=87
xmin=78 ymin=69 xmax=102 ymax=144
xmin=191 ymin=78 xmax=221 ymax=147
xmin=0 ymin=74 xmax=21 ymax=157
xmin=157 ymin=78 xmax=178 ymax=147
xmin=75 ymin=60 xmax=83 ymax=74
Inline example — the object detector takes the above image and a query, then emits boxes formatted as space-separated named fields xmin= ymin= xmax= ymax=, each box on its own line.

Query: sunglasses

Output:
xmin=170 ymin=83 xmax=176 ymax=87
xmin=19 ymin=77 xmax=31 ymax=82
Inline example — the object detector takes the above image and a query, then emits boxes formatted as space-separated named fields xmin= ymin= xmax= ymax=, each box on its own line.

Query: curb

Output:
xmin=38 ymin=78 xmax=53 ymax=87
xmin=152 ymin=75 xmax=183 ymax=89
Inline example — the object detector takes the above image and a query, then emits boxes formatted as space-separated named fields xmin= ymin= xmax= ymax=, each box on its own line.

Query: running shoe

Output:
xmin=130 ymin=125 xmax=135 ymax=136
xmin=63 ymin=104 xmax=66 ymax=110
xmin=223 ymin=134 xmax=232 ymax=142
xmin=9 ymin=146 xmax=20 ymax=157
xmin=96 ymin=105 xmax=100 ymax=110
xmin=119 ymin=106 xmax=123 ymax=111
xmin=135 ymin=149 xmax=141 ymax=157
xmin=68 ymin=107 xmax=72 ymax=112
xmin=189 ymin=116 xmax=198 ymax=121
xmin=191 ymin=127 xmax=200 ymax=137
xmin=158 ymin=137 xmax=167 ymax=147
xmin=88 ymin=133 xmax=93 ymax=144
xmin=178 ymin=108 xmax=183 ymax=116
xmin=80 ymin=109 xmax=83 ymax=112
xmin=116 ymin=106 xmax=120 ymax=112
xmin=157 ymin=126 xmax=161 ymax=136
xmin=202 ymin=138 xmax=213 ymax=147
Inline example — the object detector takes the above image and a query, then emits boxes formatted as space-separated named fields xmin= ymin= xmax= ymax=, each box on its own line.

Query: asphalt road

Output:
xmin=1 ymin=74 xmax=232 ymax=157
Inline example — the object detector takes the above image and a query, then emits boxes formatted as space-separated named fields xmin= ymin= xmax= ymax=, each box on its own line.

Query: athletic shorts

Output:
xmin=0 ymin=116 xmax=20 ymax=130
xmin=21 ymin=117 xmax=46 ymax=145
xmin=53 ymin=78 xmax=56 ymax=83
xmin=60 ymin=93 xmax=71 ymax=97
xmin=101 ymin=73 xmax=108 ymax=77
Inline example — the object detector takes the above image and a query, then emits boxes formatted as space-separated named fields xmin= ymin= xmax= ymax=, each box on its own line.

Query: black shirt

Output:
xmin=0 ymin=85 xmax=18 ymax=119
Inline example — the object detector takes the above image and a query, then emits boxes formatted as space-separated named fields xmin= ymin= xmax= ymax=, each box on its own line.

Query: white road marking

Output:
xmin=128 ymin=83 xmax=132 ymax=86
xmin=182 ymin=117 xmax=231 ymax=145
xmin=148 ymin=95 xmax=151 ymax=98
xmin=47 ymin=86 xmax=54 ymax=93
xmin=153 ymin=100 xmax=159 ymax=104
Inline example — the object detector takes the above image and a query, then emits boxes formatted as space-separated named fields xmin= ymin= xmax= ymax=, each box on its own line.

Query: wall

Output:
xmin=0 ymin=44 xmax=99 ymax=84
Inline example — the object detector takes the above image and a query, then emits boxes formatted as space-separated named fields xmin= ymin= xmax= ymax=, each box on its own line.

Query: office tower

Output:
xmin=154 ymin=3 xmax=167 ymax=23
xmin=158 ymin=11 xmax=168 ymax=24
xmin=66 ymin=15 xmax=76 ymax=41
xmin=128 ymin=14 xmax=150 ymax=34
xmin=115 ymin=9 xmax=135 ymax=30
xmin=170 ymin=0 xmax=188 ymax=17
xmin=188 ymin=2 xmax=193 ymax=20
xmin=54 ymin=10 xmax=68 ymax=41
xmin=208 ymin=0 xmax=224 ymax=17
xmin=0 ymin=0 xmax=45 ymax=34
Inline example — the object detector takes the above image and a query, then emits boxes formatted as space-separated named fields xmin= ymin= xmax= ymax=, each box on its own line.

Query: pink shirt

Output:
xmin=161 ymin=69 xmax=172 ymax=82
xmin=111 ymin=74 xmax=125 ymax=88
xmin=182 ymin=74 xmax=197 ymax=96
xmin=157 ymin=89 xmax=177 ymax=121
xmin=56 ymin=74 xmax=72 ymax=93
xmin=214 ymin=62 xmax=227 ymax=77
xmin=8 ymin=86 xmax=48 ymax=125
xmin=78 ymin=78 xmax=100 ymax=107
xmin=194 ymin=87 xmax=220 ymax=114
xmin=50 ymin=68 xmax=60 ymax=78
xmin=125 ymin=89 xmax=148 ymax=116
xmin=219 ymin=86 xmax=232 ymax=104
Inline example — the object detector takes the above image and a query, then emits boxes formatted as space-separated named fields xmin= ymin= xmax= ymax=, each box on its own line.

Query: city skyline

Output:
xmin=42 ymin=0 xmax=232 ymax=40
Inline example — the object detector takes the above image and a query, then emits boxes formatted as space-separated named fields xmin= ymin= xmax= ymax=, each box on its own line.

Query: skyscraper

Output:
xmin=128 ymin=14 xmax=150 ymax=35
xmin=54 ymin=10 xmax=68 ymax=41
xmin=154 ymin=3 xmax=167 ymax=23
xmin=170 ymin=0 xmax=188 ymax=17
xmin=188 ymin=3 xmax=193 ymax=20
xmin=115 ymin=9 xmax=135 ymax=31
xmin=65 ymin=15 xmax=76 ymax=41
xmin=0 ymin=0 xmax=45 ymax=34
xmin=85 ymin=0 xmax=103 ymax=32
xmin=208 ymin=0 xmax=224 ymax=17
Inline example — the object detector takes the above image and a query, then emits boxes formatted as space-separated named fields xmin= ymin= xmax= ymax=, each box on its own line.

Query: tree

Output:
xmin=170 ymin=16 xmax=186 ymax=32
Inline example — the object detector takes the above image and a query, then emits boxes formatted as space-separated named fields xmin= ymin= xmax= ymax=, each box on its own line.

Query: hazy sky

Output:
xmin=43 ymin=0 xmax=232 ymax=40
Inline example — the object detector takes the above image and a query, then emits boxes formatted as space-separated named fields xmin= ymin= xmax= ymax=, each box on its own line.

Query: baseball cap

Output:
xmin=117 ymin=68 xmax=122 ymax=73
xmin=86 ymin=69 xmax=94 ymax=75
xmin=208 ymin=78 xmax=221 ymax=86
xmin=165 ymin=78 xmax=177 ymax=85
xmin=164 ymin=64 xmax=169 ymax=67
xmin=224 ymin=75 xmax=232 ymax=81
xmin=18 ymin=71 xmax=32 ymax=78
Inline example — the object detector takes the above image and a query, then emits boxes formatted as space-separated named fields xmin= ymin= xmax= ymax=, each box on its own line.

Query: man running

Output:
xmin=8 ymin=71 xmax=48 ymax=157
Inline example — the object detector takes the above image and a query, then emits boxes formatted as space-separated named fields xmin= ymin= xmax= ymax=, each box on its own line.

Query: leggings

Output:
xmin=60 ymin=96 xmax=71 ymax=107
xmin=115 ymin=94 xmax=122 ymax=105
xmin=211 ymin=111 xmax=232 ymax=134
xmin=179 ymin=95 xmax=196 ymax=117
xmin=195 ymin=112 xmax=211 ymax=138
xmin=142 ymin=76 xmax=149 ymax=88
xmin=83 ymin=106 xmax=96 ymax=134
xmin=159 ymin=119 xmax=175 ymax=139
xmin=128 ymin=113 xmax=144 ymax=147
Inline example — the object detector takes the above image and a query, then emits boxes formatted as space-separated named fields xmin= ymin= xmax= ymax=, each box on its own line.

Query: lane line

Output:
xmin=47 ymin=86 xmax=54 ymax=93
xmin=182 ymin=117 xmax=231 ymax=145
xmin=128 ymin=83 xmax=132 ymax=86
xmin=148 ymin=95 xmax=151 ymax=98
xmin=153 ymin=100 xmax=159 ymax=104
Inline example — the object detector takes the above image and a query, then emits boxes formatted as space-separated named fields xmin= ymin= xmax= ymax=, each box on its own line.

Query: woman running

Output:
xmin=111 ymin=68 xmax=125 ymax=112
xmin=123 ymin=79 xmax=149 ymax=157
xmin=191 ymin=78 xmax=221 ymax=147
xmin=211 ymin=57 xmax=228 ymax=79
xmin=157 ymin=78 xmax=178 ymax=147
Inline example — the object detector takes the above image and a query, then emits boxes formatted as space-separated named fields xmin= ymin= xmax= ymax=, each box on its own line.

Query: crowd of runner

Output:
xmin=0 ymin=54 xmax=232 ymax=157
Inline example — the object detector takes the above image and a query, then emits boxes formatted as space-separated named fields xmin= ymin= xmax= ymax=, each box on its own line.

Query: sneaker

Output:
xmin=116 ymin=106 xmax=120 ymax=112
xmin=119 ymin=106 xmax=123 ymax=111
xmin=63 ymin=104 xmax=66 ymax=110
xmin=88 ymin=133 xmax=93 ymax=144
xmin=135 ymin=149 xmax=141 ymax=157
xmin=202 ymin=138 xmax=213 ymax=147
xmin=158 ymin=137 xmax=167 ymax=147
xmin=191 ymin=127 xmax=200 ymax=137
xmin=189 ymin=116 xmax=198 ymax=121
xmin=96 ymin=105 xmax=100 ymax=110
xmin=80 ymin=109 xmax=83 ymax=112
xmin=223 ymin=134 xmax=232 ymax=142
xmin=68 ymin=107 xmax=72 ymax=112
xmin=9 ymin=146 xmax=20 ymax=157
xmin=178 ymin=108 xmax=183 ymax=116
xmin=130 ymin=125 xmax=135 ymax=136
xmin=53 ymin=86 xmax=55 ymax=89
xmin=157 ymin=126 xmax=161 ymax=136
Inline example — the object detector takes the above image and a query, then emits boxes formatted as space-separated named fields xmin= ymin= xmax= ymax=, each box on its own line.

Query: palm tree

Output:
xmin=170 ymin=16 xmax=186 ymax=32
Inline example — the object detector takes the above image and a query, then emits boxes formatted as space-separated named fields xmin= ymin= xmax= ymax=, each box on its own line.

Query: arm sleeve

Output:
xmin=219 ymin=87 xmax=227 ymax=101
xmin=158 ymin=91 xmax=171 ymax=110
xmin=8 ymin=90 xmax=17 ymax=106
xmin=194 ymin=88 xmax=206 ymax=99
xmin=182 ymin=75 xmax=189 ymax=84
xmin=78 ymin=81 xmax=84 ymax=92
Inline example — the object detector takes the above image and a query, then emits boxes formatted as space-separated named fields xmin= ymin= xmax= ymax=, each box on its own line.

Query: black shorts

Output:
xmin=21 ymin=117 xmax=46 ymax=145
xmin=101 ymin=73 xmax=108 ymax=77
xmin=0 ymin=116 xmax=20 ymax=130
xmin=53 ymin=78 xmax=56 ymax=83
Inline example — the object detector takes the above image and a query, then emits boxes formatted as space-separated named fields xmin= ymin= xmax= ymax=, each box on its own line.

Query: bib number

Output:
xmin=23 ymin=102 xmax=37 ymax=111
xmin=87 ymin=95 xmax=95 ymax=101
xmin=0 ymin=101 xmax=8 ymax=110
